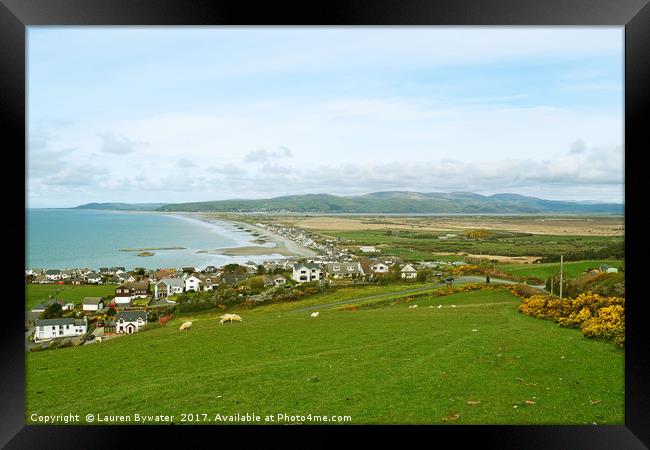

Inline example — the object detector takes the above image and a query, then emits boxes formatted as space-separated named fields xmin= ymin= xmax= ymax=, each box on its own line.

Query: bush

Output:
xmin=518 ymin=292 xmax=625 ymax=346
xmin=341 ymin=304 xmax=359 ymax=311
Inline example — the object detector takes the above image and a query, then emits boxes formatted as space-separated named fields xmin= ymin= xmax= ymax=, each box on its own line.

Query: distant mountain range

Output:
xmin=74 ymin=202 xmax=166 ymax=211
xmin=75 ymin=192 xmax=623 ymax=214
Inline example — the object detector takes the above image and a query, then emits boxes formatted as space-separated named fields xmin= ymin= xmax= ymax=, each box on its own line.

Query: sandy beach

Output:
xmin=189 ymin=213 xmax=317 ymax=258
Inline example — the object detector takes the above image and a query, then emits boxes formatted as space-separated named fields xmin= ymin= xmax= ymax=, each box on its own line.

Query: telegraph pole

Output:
xmin=559 ymin=254 xmax=564 ymax=300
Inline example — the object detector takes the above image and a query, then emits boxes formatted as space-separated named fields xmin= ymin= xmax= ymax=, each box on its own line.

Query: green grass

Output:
xmin=26 ymin=284 xmax=118 ymax=310
xmin=497 ymin=260 xmax=624 ymax=280
xmin=26 ymin=288 xmax=623 ymax=425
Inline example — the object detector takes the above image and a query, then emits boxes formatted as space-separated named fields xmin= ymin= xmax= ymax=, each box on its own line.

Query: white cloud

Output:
xmin=244 ymin=146 xmax=293 ymax=163
xmin=98 ymin=132 xmax=148 ymax=154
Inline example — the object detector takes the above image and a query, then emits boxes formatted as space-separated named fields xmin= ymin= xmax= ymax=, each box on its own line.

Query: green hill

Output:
xmin=154 ymin=192 xmax=623 ymax=214
xmin=26 ymin=286 xmax=623 ymax=425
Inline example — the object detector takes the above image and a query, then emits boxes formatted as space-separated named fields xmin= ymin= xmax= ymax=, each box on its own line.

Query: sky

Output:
xmin=27 ymin=27 xmax=624 ymax=208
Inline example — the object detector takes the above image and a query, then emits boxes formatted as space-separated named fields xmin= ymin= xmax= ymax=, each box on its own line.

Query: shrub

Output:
xmin=518 ymin=291 xmax=625 ymax=346
xmin=341 ymin=304 xmax=359 ymax=311
xmin=159 ymin=314 xmax=172 ymax=326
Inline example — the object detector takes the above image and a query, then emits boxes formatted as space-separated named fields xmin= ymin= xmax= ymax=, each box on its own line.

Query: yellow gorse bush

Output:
xmin=517 ymin=291 xmax=625 ymax=347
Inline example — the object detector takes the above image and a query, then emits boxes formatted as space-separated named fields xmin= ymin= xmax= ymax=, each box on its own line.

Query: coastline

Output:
xmin=174 ymin=212 xmax=317 ymax=258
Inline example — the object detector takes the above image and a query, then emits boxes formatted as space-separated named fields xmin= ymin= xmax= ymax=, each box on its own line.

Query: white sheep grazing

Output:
xmin=310 ymin=312 xmax=320 ymax=317
xmin=179 ymin=321 xmax=193 ymax=331
xmin=220 ymin=314 xmax=242 ymax=324
xmin=438 ymin=305 xmax=442 ymax=309
xmin=95 ymin=336 xmax=102 ymax=343
xmin=408 ymin=304 xmax=418 ymax=309
xmin=451 ymin=305 xmax=457 ymax=308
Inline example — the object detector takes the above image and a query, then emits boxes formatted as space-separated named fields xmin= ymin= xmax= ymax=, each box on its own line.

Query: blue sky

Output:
xmin=27 ymin=27 xmax=624 ymax=207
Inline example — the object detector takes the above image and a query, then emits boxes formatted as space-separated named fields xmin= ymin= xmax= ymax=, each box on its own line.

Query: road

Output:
xmin=292 ymin=276 xmax=541 ymax=312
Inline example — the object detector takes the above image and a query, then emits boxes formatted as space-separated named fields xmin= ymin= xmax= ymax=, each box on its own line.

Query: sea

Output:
xmin=26 ymin=209 xmax=284 ymax=271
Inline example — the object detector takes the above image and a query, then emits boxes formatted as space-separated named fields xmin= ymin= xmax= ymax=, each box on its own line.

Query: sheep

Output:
xmin=438 ymin=305 xmax=442 ymax=309
xmin=408 ymin=304 xmax=418 ymax=309
xmin=219 ymin=314 xmax=242 ymax=324
xmin=179 ymin=321 xmax=193 ymax=331
xmin=310 ymin=312 xmax=320 ymax=318
xmin=95 ymin=336 xmax=102 ymax=343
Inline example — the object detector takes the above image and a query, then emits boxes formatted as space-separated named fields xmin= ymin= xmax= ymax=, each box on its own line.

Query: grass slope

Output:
xmin=26 ymin=284 xmax=118 ymax=310
xmin=26 ymin=289 xmax=623 ymax=425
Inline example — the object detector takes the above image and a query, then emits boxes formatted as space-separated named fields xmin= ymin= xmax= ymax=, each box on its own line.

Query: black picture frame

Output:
xmin=2 ymin=0 xmax=648 ymax=447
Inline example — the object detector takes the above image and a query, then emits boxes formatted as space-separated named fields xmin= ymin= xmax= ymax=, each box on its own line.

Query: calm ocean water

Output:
xmin=26 ymin=209 xmax=282 ymax=270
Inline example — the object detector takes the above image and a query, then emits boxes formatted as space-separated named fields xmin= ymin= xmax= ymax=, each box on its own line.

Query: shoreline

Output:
xmin=177 ymin=212 xmax=317 ymax=258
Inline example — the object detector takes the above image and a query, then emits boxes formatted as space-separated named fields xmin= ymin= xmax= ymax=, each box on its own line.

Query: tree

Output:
xmin=41 ymin=302 xmax=63 ymax=319
xmin=256 ymin=265 xmax=266 ymax=275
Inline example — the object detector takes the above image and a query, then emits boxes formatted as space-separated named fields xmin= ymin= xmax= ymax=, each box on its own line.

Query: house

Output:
xmin=45 ymin=269 xmax=62 ymax=281
xmin=370 ymin=262 xmax=390 ymax=273
xmin=152 ymin=268 xmax=176 ymax=281
xmin=85 ymin=272 xmax=102 ymax=284
xmin=359 ymin=246 xmax=379 ymax=253
xmin=31 ymin=303 xmax=47 ymax=313
xmin=204 ymin=265 xmax=218 ymax=274
xmin=32 ymin=274 xmax=48 ymax=284
xmin=198 ymin=275 xmax=218 ymax=291
xmin=111 ymin=267 xmax=126 ymax=275
xmin=599 ymin=264 xmax=619 ymax=273
xmin=273 ymin=275 xmax=287 ymax=286
xmin=111 ymin=310 xmax=148 ymax=334
xmin=401 ymin=264 xmax=418 ymax=279
xmin=34 ymin=317 xmax=87 ymax=342
xmin=325 ymin=262 xmax=365 ymax=279
xmin=82 ymin=297 xmax=104 ymax=312
xmin=292 ymin=263 xmax=323 ymax=283
xmin=99 ymin=267 xmax=110 ymax=274
xmin=61 ymin=270 xmax=73 ymax=280
xmin=69 ymin=277 xmax=84 ymax=285
xmin=114 ymin=281 xmax=150 ymax=305
xmin=184 ymin=274 xmax=203 ymax=292
xmin=155 ymin=278 xmax=185 ymax=299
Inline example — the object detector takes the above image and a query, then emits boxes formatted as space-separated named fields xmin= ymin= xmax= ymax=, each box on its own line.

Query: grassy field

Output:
xmin=26 ymin=284 xmax=118 ymax=310
xmin=323 ymin=229 xmax=623 ymax=261
xmin=497 ymin=260 xmax=624 ymax=280
xmin=26 ymin=287 xmax=623 ymax=425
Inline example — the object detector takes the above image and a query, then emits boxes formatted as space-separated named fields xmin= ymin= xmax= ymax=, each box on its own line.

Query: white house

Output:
xmin=82 ymin=297 xmax=104 ymax=312
xmin=292 ymin=263 xmax=323 ymax=283
xmin=273 ymin=275 xmax=287 ymax=286
xmin=45 ymin=269 xmax=62 ymax=281
xmin=85 ymin=273 xmax=102 ymax=284
xmin=359 ymin=246 xmax=379 ymax=253
xmin=401 ymin=264 xmax=418 ymax=279
xmin=34 ymin=317 xmax=87 ymax=342
xmin=113 ymin=310 xmax=148 ymax=334
xmin=155 ymin=278 xmax=185 ymax=299
xmin=184 ymin=274 xmax=203 ymax=292
xmin=370 ymin=262 xmax=390 ymax=273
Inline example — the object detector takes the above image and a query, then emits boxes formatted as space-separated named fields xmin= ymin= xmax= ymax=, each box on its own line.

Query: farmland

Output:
xmin=318 ymin=229 xmax=624 ymax=262
xmin=26 ymin=284 xmax=118 ymax=310
xmin=497 ymin=260 xmax=624 ymax=281
xmin=26 ymin=286 xmax=623 ymax=425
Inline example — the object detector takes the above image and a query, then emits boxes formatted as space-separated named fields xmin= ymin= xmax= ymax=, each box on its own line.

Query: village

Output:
xmin=25 ymin=244 xmax=472 ymax=351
